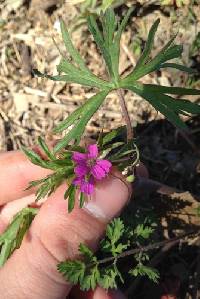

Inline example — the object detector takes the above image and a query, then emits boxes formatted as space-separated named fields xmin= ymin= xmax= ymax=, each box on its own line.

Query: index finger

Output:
xmin=0 ymin=150 xmax=51 ymax=205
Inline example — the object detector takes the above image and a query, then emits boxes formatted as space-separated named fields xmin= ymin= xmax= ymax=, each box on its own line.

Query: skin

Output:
xmin=0 ymin=151 xmax=129 ymax=299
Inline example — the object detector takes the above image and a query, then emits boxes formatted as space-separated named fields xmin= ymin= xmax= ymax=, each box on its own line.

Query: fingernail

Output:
xmin=84 ymin=172 xmax=130 ymax=221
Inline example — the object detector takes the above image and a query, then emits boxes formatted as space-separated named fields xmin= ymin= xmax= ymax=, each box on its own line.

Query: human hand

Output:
xmin=0 ymin=150 xmax=129 ymax=299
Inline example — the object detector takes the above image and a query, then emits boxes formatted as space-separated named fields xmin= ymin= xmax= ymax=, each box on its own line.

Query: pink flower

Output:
xmin=72 ymin=144 xmax=112 ymax=195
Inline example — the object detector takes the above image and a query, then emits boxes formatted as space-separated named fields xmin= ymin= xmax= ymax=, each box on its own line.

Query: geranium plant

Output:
xmin=1 ymin=7 xmax=200 ymax=291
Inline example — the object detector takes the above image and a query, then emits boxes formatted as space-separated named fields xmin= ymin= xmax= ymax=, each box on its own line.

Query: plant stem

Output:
xmin=95 ymin=230 xmax=200 ymax=266
xmin=117 ymin=89 xmax=133 ymax=141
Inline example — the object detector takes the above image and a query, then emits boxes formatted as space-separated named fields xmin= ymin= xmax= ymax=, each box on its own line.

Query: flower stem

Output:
xmin=93 ymin=230 xmax=200 ymax=267
xmin=117 ymin=89 xmax=133 ymax=141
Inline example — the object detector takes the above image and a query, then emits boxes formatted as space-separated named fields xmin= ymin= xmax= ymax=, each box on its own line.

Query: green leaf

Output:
xmin=134 ymin=224 xmax=154 ymax=239
xmin=122 ymin=83 xmax=189 ymax=130
xmin=106 ymin=218 xmax=124 ymax=244
xmin=79 ymin=243 xmax=94 ymax=261
xmin=21 ymin=146 xmax=50 ymax=169
xmin=129 ymin=265 xmax=159 ymax=283
xmin=0 ymin=208 xmax=38 ymax=267
xmin=58 ymin=260 xmax=100 ymax=291
xmin=112 ymin=7 xmax=133 ymax=82
xmin=81 ymin=265 xmax=100 ymax=291
xmin=60 ymin=19 xmax=88 ymax=72
xmin=37 ymin=137 xmax=55 ymax=160
xmin=141 ymin=83 xmax=200 ymax=96
xmin=29 ymin=168 xmax=73 ymax=201
xmin=160 ymin=63 xmax=197 ymax=74
xmin=79 ymin=192 xmax=86 ymax=208
xmin=57 ymin=58 xmax=111 ymax=89
xmin=134 ymin=19 xmax=160 ymax=71
xmin=101 ymin=218 xmax=128 ymax=256
xmin=53 ymin=105 xmax=84 ymax=134
xmin=68 ymin=185 xmax=76 ymax=212
xmin=64 ymin=184 xmax=74 ymax=200
xmin=58 ymin=260 xmax=85 ymax=285
xmin=87 ymin=13 xmax=113 ymax=78
xmin=124 ymin=35 xmax=182 ymax=82
xmin=33 ymin=67 xmax=111 ymax=89
xmin=54 ymin=90 xmax=109 ymax=153
xmin=99 ymin=265 xmax=120 ymax=289
xmin=160 ymin=94 xmax=200 ymax=115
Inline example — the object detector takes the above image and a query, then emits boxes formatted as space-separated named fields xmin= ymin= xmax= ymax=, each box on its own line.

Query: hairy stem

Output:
xmin=94 ymin=230 xmax=200 ymax=267
xmin=117 ymin=89 xmax=133 ymax=141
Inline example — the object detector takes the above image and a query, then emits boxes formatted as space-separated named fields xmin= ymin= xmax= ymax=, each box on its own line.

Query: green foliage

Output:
xmin=0 ymin=208 xmax=38 ymax=267
xmin=129 ymin=265 xmax=159 ymax=283
xmin=53 ymin=90 xmax=110 ymax=153
xmin=32 ymin=9 xmax=200 ymax=154
xmin=58 ymin=243 xmax=100 ymax=291
xmin=58 ymin=260 xmax=86 ymax=285
xmin=134 ymin=224 xmax=154 ymax=239
xmin=58 ymin=218 xmax=159 ymax=290
xmin=64 ymin=185 xmax=76 ymax=212
xmin=87 ymin=8 xmax=133 ymax=82
xmin=98 ymin=264 xmax=123 ymax=289
xmin=22 ymin=138 xmax=75 ymax=202
xmin=101 ymin=218 xmax=129 ymax=256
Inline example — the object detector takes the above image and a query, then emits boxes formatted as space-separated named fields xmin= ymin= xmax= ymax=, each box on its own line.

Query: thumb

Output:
xmin=0 ymin=171 xmax=130 ymax=299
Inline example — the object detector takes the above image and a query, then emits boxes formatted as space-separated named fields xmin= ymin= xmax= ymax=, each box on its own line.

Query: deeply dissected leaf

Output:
xmin=57 ymin=260 xmax=85 ymax=285
xmin=57 ymin=59 xmax=111 ymax=89
xmin=112 ymin=7 xmax=133 ymax=81
xmin=134 ymin=19 xmax=160 ymax=71
xmin=124 ymin=34 xmax=182 ymax=82
xmin=134 ymin=224 xmax=154 ymax=239
xmin=87 ymin=12 xmax=113 ymax=78
xmin=88 ymin=8 xmax=133 ymax=82
xmin=60 ymin=19 xmax=88 ymax=72
xmin=106 ymin=218 xmax=125 ymax=244
xmin=121 ymin=82 xmax=200 ymax=130
xmin=98 ymin=266 xmax=119 ymax=289
xmin=54 ymin=90 xmax=109 ymax=153
xmin=28 ymin=168 xmax=74 ymax=201
xmin=101 ymin=218 xmax=128 ymax=256
xmin=33 ymin=67 xmax=110 ymax=89
xmin=129 ymin=265 xmax=159 ymax=283
xmin=79 ymin=243 xmax=94 ymax=261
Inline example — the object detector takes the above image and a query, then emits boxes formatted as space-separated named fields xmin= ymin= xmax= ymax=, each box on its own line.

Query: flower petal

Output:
xmin=80 ymin=177 xmax=94 ymax=195
xmin=74 ymin=164 xmax=89 ymax=177
xmin=72 ymin=152 xmax=87 ymax=163
xmin=91 ymin=164 xmax=106 ymax=180
xmin=87 ymin=144 xmax=98 ymax=159
xmin=97 ymin=160 xmax=112 ymax=173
